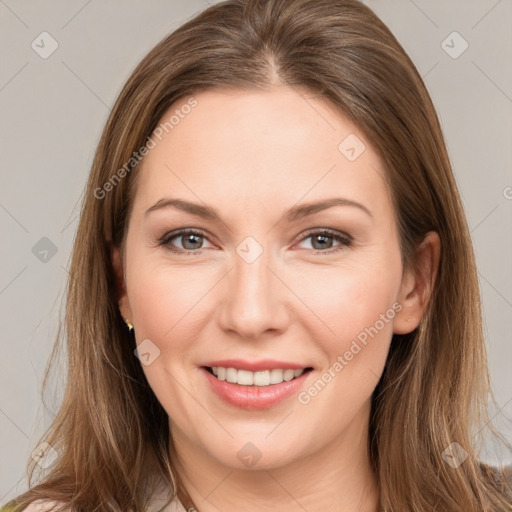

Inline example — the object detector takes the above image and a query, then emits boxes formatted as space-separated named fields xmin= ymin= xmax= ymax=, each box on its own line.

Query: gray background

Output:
xmin=1 ymin=0 xmax=511 ymax=503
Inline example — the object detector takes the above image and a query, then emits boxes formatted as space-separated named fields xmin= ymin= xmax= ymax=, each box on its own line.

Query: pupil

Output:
xmin=183 ymin=234 xmax=202 ymax=250
xmin=313 ymin=234 xmax=332 ymax=250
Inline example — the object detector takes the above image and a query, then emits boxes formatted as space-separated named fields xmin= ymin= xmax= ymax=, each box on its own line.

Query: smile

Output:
xmin=206 ymin=366 xmax=313 ymax=386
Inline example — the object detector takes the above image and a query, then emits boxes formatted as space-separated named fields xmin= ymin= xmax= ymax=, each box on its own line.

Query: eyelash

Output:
xmin=158 ymin=228 xmax=352 ymax=256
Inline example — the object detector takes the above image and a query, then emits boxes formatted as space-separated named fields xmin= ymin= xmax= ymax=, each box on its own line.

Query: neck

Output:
xmin=169 ymin=401 xmax=380 ymax=512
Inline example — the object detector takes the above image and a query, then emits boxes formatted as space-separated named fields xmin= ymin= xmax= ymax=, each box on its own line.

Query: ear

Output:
xmin=393 ymin=231 xmax=441 ymax=334
xmin=111 ymin=243 xmax=133 ymax=324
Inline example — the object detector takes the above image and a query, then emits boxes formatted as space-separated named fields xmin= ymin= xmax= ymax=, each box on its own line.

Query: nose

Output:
xmin=218 ymin=242 xmax=290 ymax=340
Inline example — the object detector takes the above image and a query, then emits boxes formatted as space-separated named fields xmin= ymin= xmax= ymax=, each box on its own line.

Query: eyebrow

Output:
xmin=144 ymin=197 xmax=373 ymax=221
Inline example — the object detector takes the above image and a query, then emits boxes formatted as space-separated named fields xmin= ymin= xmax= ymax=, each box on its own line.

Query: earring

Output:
xmin=124 ymin=318 xmax=134 ymax=331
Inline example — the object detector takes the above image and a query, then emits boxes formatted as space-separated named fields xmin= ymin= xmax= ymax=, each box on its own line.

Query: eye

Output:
xmin=296 ymin=229 xmax=352 ymax=254
xmin=158 ymin=228 xmax=352 ymax=256
xmin=159 ymin=229 xmax=214 ymax=254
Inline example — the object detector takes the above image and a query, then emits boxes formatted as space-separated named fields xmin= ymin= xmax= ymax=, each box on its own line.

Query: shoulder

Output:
xmin=16 ymin=500 xmax=69 ymax=512
xmin=11 ymin=496 xmax=189 ymax=512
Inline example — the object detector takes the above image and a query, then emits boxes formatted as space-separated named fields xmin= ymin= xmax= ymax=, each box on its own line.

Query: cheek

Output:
xmin=127 ymin=257 xmax=209 ymax=344
xmin=293 ymin=265 xmax=400 ymax=429
xmin=300 ymin=257 xmax=402 ymax=349
xmin=125 ymin=259 xmax=209 ymax=416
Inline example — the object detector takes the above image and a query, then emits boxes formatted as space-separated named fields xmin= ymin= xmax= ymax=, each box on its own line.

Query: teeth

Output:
xmin=210 ymin=367 xmax=306 ymax=386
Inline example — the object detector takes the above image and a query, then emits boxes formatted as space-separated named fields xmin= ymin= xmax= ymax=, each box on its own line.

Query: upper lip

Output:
xmin=202 ymin=359 xmax=312 ymax=372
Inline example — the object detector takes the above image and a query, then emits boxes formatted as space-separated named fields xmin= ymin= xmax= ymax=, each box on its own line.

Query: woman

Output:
xmin=4 ymin=0 xmax=512 ymax=510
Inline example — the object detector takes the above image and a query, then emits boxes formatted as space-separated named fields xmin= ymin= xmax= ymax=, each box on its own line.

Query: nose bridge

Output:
xmin=219 ymin=235 xmax=287 ymax=338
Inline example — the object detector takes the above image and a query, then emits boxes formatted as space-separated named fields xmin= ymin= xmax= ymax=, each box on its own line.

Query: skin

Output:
xmin=113 ymin=85 xmax=440 ymax=511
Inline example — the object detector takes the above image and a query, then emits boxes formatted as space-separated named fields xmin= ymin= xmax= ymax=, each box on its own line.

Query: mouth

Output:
xmin=202 ymin=366 xmax=314 ymax=387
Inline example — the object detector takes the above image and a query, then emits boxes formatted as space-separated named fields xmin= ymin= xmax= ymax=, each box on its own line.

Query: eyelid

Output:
xmin=158 ymin=228 xmax=216 ymax=249
xmin=297 ymin=227 xmax=352 ymax=244
xmin=294 ymin=228 xmax=352 ymax=254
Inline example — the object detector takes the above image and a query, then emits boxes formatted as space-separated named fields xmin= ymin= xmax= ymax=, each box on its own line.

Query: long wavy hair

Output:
xmin=5 ymin=0 xmax=512 ymax=511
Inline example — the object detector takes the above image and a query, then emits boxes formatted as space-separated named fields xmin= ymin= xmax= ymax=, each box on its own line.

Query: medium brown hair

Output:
xmin=6 ymin=0 xmax=512 ymax=510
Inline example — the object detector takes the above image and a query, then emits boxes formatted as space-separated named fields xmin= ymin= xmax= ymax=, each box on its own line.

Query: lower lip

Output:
xmin=201 ymin=367 xmax=311 ymax=410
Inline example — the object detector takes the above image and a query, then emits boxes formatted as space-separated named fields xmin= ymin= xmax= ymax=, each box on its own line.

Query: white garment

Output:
xmin=22 ymin=495 xmax=189 ymax=512
xmin=147 ymin=480 xmax=191 ymax=512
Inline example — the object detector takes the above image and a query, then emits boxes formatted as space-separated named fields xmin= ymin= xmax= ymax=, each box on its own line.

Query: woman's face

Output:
xmin=114 ymin=86 xmax=427 ymax=471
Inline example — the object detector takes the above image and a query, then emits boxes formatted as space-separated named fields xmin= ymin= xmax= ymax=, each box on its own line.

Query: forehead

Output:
xmin=131 ymin=86 xmax=391 ymax=221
